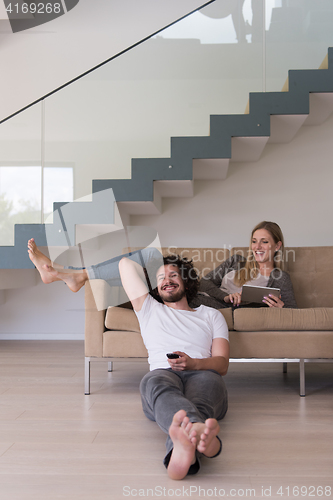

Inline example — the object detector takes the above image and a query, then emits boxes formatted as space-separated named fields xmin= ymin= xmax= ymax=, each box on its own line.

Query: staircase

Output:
xmin=1 ymin=47 xmax=333 ymax=275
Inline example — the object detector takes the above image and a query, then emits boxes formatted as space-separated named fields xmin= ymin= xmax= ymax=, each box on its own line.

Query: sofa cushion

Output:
xmin=233 ymin=307 xmax=333 ymax=331
xmin=103 ymin=331 xmax=148 ymax=357
xmin=229 ymin=330 xmax=333 ymax=358
xmin=105 ymin=306 xmax=140 ymax=332
xmin=218 ymin=308 xmax=234 ymax=330
xmin=106 ymin=305 xmax=234 ymax=332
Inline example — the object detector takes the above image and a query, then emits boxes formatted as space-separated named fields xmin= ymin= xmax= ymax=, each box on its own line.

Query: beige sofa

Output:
xmin=84 ymin=246 xmax=333 ymax=396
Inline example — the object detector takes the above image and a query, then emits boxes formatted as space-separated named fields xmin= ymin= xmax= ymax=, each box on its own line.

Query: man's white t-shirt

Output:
xmin=135 ymin=295 xmax=229 ymax=371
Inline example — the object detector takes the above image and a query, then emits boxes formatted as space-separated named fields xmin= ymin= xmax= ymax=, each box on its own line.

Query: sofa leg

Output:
xmin=85 ymin=357 xmax=91 ymax=395
xmin=283 ymin=362 xmax=287 ymax=373
xmin=108 ymin=361 xmax=113 ymax=372
xmin=299 ymin=359 xmax=305 ymax=397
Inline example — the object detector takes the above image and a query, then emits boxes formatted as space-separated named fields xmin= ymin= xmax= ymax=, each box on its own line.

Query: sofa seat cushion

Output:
xmin=105 ymin=305 xmax=234 ymax=332
xmin=102 ymin=329 xmax=333 ymax=359
xmin=233 ymin=307 xmax=333 ymax=332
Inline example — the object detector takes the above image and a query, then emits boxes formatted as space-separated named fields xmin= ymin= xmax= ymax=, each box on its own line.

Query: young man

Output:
xmin=118 ymin=254 xmax=229 ymax=480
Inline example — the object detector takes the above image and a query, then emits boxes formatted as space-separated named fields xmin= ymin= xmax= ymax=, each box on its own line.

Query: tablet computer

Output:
xmin=241 ymin=285 xmax=280 ymax=304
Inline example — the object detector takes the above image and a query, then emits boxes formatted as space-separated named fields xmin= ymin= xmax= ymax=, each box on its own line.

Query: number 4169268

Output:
xmin=276 ymin=486 xmax=332 ymax=497
xmin=6 ymin=3 xmax=62 ymax=14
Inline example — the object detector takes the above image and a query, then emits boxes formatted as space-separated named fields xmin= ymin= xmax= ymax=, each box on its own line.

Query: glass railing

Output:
xmin=1 ymin=0 xmax=333 ymax=245
xmin=1 ymin=103 xmax=42 ymax=245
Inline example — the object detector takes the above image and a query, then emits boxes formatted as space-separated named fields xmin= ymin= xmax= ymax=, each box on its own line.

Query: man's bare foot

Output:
xmin=167 ymin=410 xmax=198 ymax=480
xmin=193 ymin=418 xmax=221 ymax=457
xmin=27 ymin=238 xmax=88 ymax=292
xmin=44 ymin=266 xmax=88 ymax=292
xmin=28 ymin=238 xmax=60 ymax=284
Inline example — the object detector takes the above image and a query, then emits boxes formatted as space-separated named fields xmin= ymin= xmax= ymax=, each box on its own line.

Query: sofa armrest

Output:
xmin=84 ymin=280 xmax=108 ymax=357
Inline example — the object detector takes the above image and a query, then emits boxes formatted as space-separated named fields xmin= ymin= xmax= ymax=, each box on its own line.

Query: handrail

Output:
xmin=0 ymin=0 xmax=216 ymax=125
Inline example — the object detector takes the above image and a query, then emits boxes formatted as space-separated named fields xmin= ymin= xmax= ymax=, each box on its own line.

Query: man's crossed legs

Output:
xmin=27 ymin=238 xmax=162 ymax=293
xmin=140 ymin=369 xmax=228 ymax=480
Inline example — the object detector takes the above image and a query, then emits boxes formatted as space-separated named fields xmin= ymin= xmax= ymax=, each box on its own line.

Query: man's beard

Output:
xmin=159 ymin=287 xmax=186 ymax=303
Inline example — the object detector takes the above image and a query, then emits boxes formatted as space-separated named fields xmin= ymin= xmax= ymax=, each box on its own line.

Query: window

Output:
xmin=0 ymin=165 xmax=73 ymax=246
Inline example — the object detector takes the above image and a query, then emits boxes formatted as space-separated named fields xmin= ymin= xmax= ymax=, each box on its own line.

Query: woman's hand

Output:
xmin=168 ymin=352 xmax=194 ymax=371
xmin=263 ymin=294 xmax=284 ymax=308
xmin=224 ymin=292 xmax=242 ymax=307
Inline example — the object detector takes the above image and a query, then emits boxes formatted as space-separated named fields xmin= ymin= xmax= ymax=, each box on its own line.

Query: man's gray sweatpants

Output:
xmin=139 ymin=368 xmax=228 ymax=474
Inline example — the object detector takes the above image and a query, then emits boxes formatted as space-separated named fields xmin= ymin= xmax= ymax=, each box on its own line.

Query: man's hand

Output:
xmin=167 ymin=338 xmax=229 ymax=376
xmin=167 ymin=352 xmax=194 ymax=371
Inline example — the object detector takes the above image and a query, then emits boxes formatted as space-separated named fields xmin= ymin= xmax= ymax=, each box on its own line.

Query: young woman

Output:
xmin=190 ymin=221 xmax=297 ymax=309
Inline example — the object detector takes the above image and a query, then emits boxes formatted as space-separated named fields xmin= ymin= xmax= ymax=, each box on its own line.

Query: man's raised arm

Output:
xmin=118 ymin=257 xmax=149 ymax=311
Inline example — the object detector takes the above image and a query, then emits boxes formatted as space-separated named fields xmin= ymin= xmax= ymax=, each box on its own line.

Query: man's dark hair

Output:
xmin=150 ymin=254 xmax=199 ymax=303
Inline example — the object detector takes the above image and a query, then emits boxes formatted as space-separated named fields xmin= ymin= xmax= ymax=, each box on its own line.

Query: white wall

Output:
xmin=131 ymin=114 xmax=333 ymax=248
xmin=0 ymin=281 xmax=85 ymax=339
xmin=0 ymin=0 xmax=206 ymax=121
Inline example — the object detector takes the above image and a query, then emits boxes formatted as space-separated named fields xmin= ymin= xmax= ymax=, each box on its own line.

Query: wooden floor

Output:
xmin=0 ymin=341 xmax=332 ymax=500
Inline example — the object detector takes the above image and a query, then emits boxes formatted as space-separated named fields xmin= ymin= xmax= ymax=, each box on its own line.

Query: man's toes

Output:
xmin=183 ymin=421 xmax=193 ymax=434
xmin=205 ymin=418 xmax=218 ymax=429
xmin=173 ymin=410 xmax=187 ymax=426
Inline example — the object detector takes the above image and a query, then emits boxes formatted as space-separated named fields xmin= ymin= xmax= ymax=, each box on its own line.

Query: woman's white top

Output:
xmin=220 ymin=270 xmax=269 ymax=295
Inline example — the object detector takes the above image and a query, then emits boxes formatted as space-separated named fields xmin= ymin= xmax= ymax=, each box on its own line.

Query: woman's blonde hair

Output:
xmin=234 ymin=221 xmax=285 ymax=287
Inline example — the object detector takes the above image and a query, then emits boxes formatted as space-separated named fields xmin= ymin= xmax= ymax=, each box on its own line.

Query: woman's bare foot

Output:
xmin=193 ymin=418 xmax=221 ymax=457
xmin=27 ymin=238 xmax=88 ymax=292
xmin=167 ymin=410 xmax=198 ymax=480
